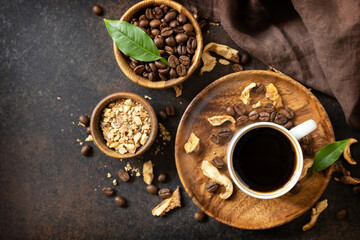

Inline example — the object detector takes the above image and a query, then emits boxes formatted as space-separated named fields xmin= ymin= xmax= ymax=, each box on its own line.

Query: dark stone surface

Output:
xmin=0 ymin=0 xmax=359 ymax=239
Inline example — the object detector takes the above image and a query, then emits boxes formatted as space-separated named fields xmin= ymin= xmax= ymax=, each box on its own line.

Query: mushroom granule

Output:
xmin=100 ymin=99 xmax=151 ymax=154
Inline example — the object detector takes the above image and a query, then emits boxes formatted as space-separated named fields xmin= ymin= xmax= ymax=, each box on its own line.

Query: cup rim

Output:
xmin=227 ymin=122 xmax=303 ymax=199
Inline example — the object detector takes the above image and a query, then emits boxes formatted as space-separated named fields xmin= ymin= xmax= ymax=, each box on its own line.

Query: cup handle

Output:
xmin=289 ymin=120 xmax=317 ymax=140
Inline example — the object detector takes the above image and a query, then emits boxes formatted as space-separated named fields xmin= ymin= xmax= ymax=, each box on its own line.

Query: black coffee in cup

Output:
xmin=233 ymin=127 xmax=296 ymax=192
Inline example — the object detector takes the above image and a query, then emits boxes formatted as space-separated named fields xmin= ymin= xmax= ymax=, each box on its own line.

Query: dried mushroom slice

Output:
xmin=240 ymin=82 xmax=257 ymax=105
xmin=207 ymin=115 xmax=236 ymax=126
xmin=265 ymin=83 xmax=283 ymax=108
xmin=184 ymin=132 xmax=200 ymax=154
xmin=201 ymin=161 xmax=233 ymax=199
xmin=143 ymin=160 xmax=154 ymax=185
xmin=302 ymin=199 xmax=328 ymax=231
xmin=343 ymin=138 xmax=357 ymax=165
xmin=152 ymin=186 xmax=181 ymax=216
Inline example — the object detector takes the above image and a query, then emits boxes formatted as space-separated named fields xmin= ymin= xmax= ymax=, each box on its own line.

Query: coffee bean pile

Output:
xmin=129 ymin=4 xmax=197 ymax=81
xmin=158 ymin=105 xmax=176 ymax=121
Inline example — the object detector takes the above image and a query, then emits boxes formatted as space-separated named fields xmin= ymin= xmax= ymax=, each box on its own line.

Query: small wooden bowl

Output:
xmin=90 ymin=92 xmax=158 ymax=159
xmin=114 ymin=0 xmax=203 ymax=89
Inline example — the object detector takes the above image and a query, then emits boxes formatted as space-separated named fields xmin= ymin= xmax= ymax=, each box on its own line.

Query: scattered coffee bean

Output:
xmin=157 ymin=173 xmax=167 ymax=183
xmin=218 ymin=127 xmax=232 ymax=138
xmin=283 ymin=120 xmax=293 ymax=129
xmin=158 ymin=110 xmax=168 ymax=121
xmin=352 ymin=185 xmax=360 ymax=195
xmin=300 ymin=135 xmax=312 ymax=145
xmin=274 ymin=113 xmax=288 ymax=125
xmin=194 ymin=211 xmax=206 ymax=222
xmin=114 ymin=196 xmax=126 ymax=207
xmin=210 ymin=133 xmax=220 ymax=144
xmin=283 ymin=107 xmax=295 ymax=119
xmin=212 ymin=157 xmax=225 ymax=169
xmin=158 ymin=188 xmax=172 ymax=198
xmin=336 ymin=209 xmax=347 ymax=220
xmin=254 ymin=83 xmax=265 ymax=93
xmin=102 ymin=187 xmax=114 ymax=196
xmin=79 ymin=114 xmax=90 ymax=126
xmin=206 ymin=182 xmax=219 ymax=193
xmin=86 ymin=126 xmax=91 ymax=135
xmin=234 ymin=104 xmax=246 ymax=115
xmin=146 ymin=184 xmax=159 ymax=194
xmin=240 ymin=53 xmax=249 ymax=65
xmin=270 ymin=111 xmax=277 ymax=122
xmin=237 ymin=115 xmax=249 ymax=124
xmin=118 ymin=170 xmax=130 ymax=182
xmin=262 ymin=103 xmax=275 ymax=113
xmin=290 ymin=182 xmax=301 ymax=194
xmin=248 ymin=110 xmax=259 ymax=120
xmin=232 ymin=64 xmax=243 ymax=72
xmin=92 ymin=5 xmax=103 ymax=16
xmin=165 ymin=105 xmax=175 ymax=116
xmin=259 ymin=112 xmax=270 ymax=121
xmin=225 ymin=106 xmax=235 ymax=116
xmin=81 ymin=144 xmax=92 ymax=156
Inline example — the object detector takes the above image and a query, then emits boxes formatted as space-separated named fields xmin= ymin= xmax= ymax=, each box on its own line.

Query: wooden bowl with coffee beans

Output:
xmin=113 ymin=0 xmax=203 ymax=89
xmin=90 ymin=92 xmax=158 ymax=159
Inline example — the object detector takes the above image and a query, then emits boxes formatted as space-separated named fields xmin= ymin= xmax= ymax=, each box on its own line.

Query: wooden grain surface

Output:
xmin=175 ymin=70 xmax=335 ymax=229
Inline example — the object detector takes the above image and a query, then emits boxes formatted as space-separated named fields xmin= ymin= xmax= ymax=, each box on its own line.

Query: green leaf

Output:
xmin=104 ymin=19 xmax=170 ymax=67
xmin=311 ymin=139 xmax=350 ymax=175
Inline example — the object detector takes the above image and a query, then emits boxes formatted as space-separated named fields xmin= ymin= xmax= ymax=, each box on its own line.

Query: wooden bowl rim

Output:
xmin=90 ymin=92 xmax=158 ymax=159
xmin=114 ymin=0 xmax=203 ymax=89
xmin=175 ymin=70 xmax=335 ymax=229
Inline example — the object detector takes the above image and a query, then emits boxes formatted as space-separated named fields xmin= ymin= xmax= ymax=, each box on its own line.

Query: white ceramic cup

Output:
xmin=227 ymin=120 xmax=317 ymax=199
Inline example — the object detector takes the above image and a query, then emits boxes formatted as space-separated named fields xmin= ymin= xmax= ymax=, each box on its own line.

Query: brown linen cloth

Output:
xmin=179 ymin=0 xmax=360 ymax=129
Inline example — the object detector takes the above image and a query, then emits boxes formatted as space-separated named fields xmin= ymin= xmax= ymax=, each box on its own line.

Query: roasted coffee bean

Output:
xmin=283 ymin=107 xmax=295 ymax=119
xmin=262 ymin=103 xmax=275 ymax=113
xmin=173 ymin=25 xmax=185 ymax=34
xmin=161 ymin=27 xmax=173 ymax=37
xmin=133 ymin=21 xmax=139 ymax=27
xmin=259 ymin=112 xmax=270 ymax=121
xmin=159 ymin=73 xmax=168 ymax=80
xmin=198 ymin=18 xmax=208 ymax=29
xmin=274 ymin=113 xmax=288 ymax=125
xmin=114 ymin=196 xmax=126 ymax=207
xmin=144 ymin=63 xmax=151 ymax=72
xmin=148 ymin=72 xmax=156 ymax=81
xmin=79 ymin=114 xmax=90 ymax=126
xmin=240 ymin=53 xmax=249 ymax=65
xmin=159 ymin=4 xmax=169 ymax=14
xmin=86 ymin=126 xmax=91 ymax=135
xmin=176 ymin=64 xmax=187 ymax=76
xmin=142 ymin=72 xmax=149 ymax=78
xmin=304 ymin=145 xmax=313 ymax=157
xmin=187 ymin=37 xmax=197 ymax=49
xmin=157 ymin=173 xmax=167 ymax=183
xmin=165 ymin=105 xmax=175 ymax=116
xmin=248 ymin=110 xmax=259 ymax=120
xmin=177 ymin=13 xmax=187 ymax=24
xmin=270 ymin=111 xmax=277 ymax=122
xmin=353 ymin=185 xmax=360 ymax=195
xmin=160 ymin=23 xmax=169 ymax=30
xmin=81 ymin=144 xmax=92 ymax=156
xmin=186 ymin=45 xmax=195 ymax=54
xmin=153 ymin=7 xmax=164 ymax=19
xmin=134 ymin=65 xmax=145 ymax=75
xmin=336 ymin=209 xmax=347 ymax=220
xmin=150 ymin=19 xmax=161 ymax=28
xmin=102 ymin=187 xmax=114 ymax=196
xmin=212 ymin=157 xmax=225 ymax=169
xmin=254 ymin=83 xmax=265 ymax=93
xmin=129 ymin=61 xmax=137 ymax=69
xmin=165 ymin=36 xmax=176 ymax=46
xmin=139 ymin=14 xmax=147 ymax=21
xmin=169 ymin=68 xmax=178 ymax=78
xmin=225 ymin=106 xmax=235 ymax=116
xmin=218 ymin=128 xmax=232 ymax=138
xmin=159 ymin=110 xmax=168 ymax=121
xmin=194 ymin=211 xmax=206 ymax=222
xmin=234 ymin=104 xmax=246 ymax=115
xmin=283 ymin=120 xmax=293 ymax=129
xmin=168 ymin=55 xmax=179 ymax=68
xmin=154 ymin=36 xmax=164 ymax=48
xmin=130 ymin=18 xmax=137 ymax=24
xmin=149 ymin=62 xmax=157 ymax=72
xmin=145 ymin=8 xmax=154 ymax=19
xmin=175 ymin=33 xmax=188 ymax=45
xmin=206 ymin=182 xmax=219 ymax=193
xmin=158 ymin=188 xmax=172 ymax=198
xmin=177 ymin=45 xmax=187 ymax=55
xmin=237 ymin=115 xmax=249 ymax=124
xmin=232 ymin=64 xmax=243 ymax=72
xmin=169 ymin=20 xmax=180 ymax=28
xmin=129 ymin=57 xmax=140 ymax=65
xmin=158 ymin=67 xmax=170 ymax=74
xmin=210 ymin=133 xmax=220 ymax=144
xmin=118 ymin=170 xmax=130 ymax=182
xmin=92 ymin=5 xmax=103 ymax=16
xmin=165 ymin=46 xmax=175 ymax=55
xmin=179 ymin=55 xmax=190 ymax=66
xmin=139 ymin=19 xmax=149 ymax=28
xmin=183 ymin=23 xmax=193 ymax=33
xmin=146 ymin=184 xmax=158 ymax=194
xmin=300 ymin=135 xmax=312 ymax=145
xmin=151 ymin=28 xmax=160 ymax=36
xmin=163 ymin=10 xmax=177 ymax=22
xmin=290 ymin=182 xmax=301 ymax=194
xmin=155 ymin=60 xmax=166 ymax=69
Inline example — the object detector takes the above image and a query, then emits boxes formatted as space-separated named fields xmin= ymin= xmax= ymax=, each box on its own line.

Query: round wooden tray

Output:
xmin=175 ymin=70 xmax=335 ymax=229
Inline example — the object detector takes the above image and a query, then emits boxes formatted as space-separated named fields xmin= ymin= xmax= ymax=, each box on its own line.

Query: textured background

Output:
xmin=0 ymin=0 xmax=359 ymax=239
